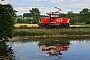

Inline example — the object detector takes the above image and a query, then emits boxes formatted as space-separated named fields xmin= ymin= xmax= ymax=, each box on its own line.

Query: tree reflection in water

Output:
xmin=38 ymin=40 xmax=70 ymax=59
xmin=0 ymin=40 xmax=15 ymax=60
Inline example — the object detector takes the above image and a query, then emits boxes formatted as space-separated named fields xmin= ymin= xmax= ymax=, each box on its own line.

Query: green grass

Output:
xmin=72 ymin=22 xmax=90 ymax=27
xmin=74 ymin=22 xmax=85 ymax=25
xmin=13 ymin=28 xmax=90 ymax=36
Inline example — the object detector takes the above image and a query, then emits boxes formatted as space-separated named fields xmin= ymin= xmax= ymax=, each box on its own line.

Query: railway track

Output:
xmin=14 ymin=24 xmax=90 ymax=29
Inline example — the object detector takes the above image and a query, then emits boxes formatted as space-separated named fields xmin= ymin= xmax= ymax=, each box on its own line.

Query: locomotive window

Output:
xmin=51 ymin=15 xmax=59 ymax=17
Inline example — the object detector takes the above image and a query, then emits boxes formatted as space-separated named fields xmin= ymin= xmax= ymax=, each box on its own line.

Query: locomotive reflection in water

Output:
xmin=0 ymin=41 xmax=15 ymax=60
xmin=38 ymin=40 xmax=70 ymax=59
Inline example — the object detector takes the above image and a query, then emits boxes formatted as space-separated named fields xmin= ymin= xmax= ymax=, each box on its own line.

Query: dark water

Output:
xmin=5 ymin=37 xmax=90 ymax=60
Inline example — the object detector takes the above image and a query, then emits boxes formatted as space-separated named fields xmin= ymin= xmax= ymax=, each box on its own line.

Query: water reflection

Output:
xmin=5 ymin=37 xmax=90 ymax=60
xmin=38 ymin=40 xmax=70 ymax=59
xmin=0 ymin=41 xmax=15 ymax=60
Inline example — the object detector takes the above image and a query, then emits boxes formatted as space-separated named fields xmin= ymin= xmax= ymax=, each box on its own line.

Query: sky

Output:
xmin=0 ymin=0 xmax=90 ymax=15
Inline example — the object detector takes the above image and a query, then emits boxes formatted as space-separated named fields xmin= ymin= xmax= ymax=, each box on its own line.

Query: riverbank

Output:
xmin=12 ymin=34 xmax=90 ymax=41
xmin=13 ymin=28 xmax=90 ymax=38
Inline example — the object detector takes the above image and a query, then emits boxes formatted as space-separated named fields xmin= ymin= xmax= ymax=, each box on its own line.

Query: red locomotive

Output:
xmin=38 ymin=11 xmax=70 ymax=28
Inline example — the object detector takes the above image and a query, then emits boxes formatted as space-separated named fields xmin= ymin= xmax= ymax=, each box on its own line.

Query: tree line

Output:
xmin=66 ymin=8 xmax=90 ymax=24
xmin=16 ymin=8 xmax=90 ymax=24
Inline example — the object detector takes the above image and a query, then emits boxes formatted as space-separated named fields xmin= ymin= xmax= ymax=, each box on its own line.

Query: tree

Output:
xmin=66 ymin=11 xmax=74 ymax=17
xmin=66 ymin=11 xmax=82 ymax=24
xmin=23 ymin=13 xmax=32 ymax=18
xmin=0 ymin=4 xmax=16 ymax=41
xmin=30 ymin=8 xmax=41 ymax=23
xmin=17 ymin=18 xmax=23 ymax=23
xmin=79 ymin=8 xmax=90 ymax=23
xmin=66 ymin=11 xmax=76 ymax=24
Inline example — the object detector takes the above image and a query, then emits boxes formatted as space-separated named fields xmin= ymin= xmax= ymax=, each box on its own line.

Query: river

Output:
xmin=4 ymin=37 xmax=90 ymax=60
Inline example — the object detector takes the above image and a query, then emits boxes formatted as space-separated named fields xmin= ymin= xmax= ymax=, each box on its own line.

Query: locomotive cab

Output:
xmin=46 ymin=12 xmax=60 ymax=22
xmin=47 ymin=12 xmax=60 ymax=18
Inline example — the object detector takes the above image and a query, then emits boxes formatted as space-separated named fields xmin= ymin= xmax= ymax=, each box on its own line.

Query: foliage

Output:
xmin=13 ymin=28 xmax=90 ymax=36
xmin=18 ymin=25 xmax=28 ymax=29
xmin=16 ymin=15 xmax=48 ymax=24
xmin=79 ymin=8 xmax=90 ymax=23
xmin=30 ymin=8 xmax=41 ymax=23
xmin=17 ymin=18 xmax=23 ymax=23
xmin=23 ymin=13 xmax=32 ymax=18
xmin=66 ymin=11 xmax=79 ymax=24
xmin=40 ymin=15 xmax=49 ymax=18
xmin=0 ymin=41 xmax=6 ymax=49
xmin=16 ymin=17 xmax=34 ymax=24
xmin=66 ymin=8 xmax=90 ymax=24
xmin=0 ymin=41 xmax=15 ymax=59
xmin=0 ymin=4 xmax=16 ymax=41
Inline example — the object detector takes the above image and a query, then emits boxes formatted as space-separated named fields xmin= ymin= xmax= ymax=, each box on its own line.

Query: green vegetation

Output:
xmin=66 ymin=8 xmax=90 ymax=24
xmin=13 ymin=29 xmax=90 ymax=36
xmin=16 ymin=25 xmax=28 ymax=29
xmin=16 ymin=14 xmax=48 ymax=24
xmin=0 ymin=4 xmax=16 ymax=59
xmin=30 ymin=8 xmax=41 ymax=23
xmin=74 ymin=22 xmax=85 ymax=25
xmin=16 ymin=17 xmax=33 ymax=24
xmin=0 ymin=41 xmax=15 ymax=60
xmin=15 ymin=8 xmax=90 ymax=24
xmin=0 ymin=41 xmax=6 ymax=49
xmin=0 ymin=4 xmax=16 ymax=41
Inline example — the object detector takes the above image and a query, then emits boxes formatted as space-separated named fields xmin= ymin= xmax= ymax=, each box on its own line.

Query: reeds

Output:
xmin=13 ymin=28 xmax=90 ymax=36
